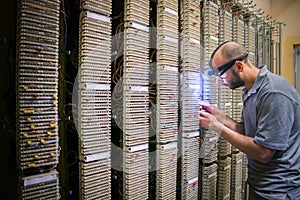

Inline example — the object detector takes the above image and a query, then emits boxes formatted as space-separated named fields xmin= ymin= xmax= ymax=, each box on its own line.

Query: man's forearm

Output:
xmin=223 ymin=115 xmax=245 ymax=135
xmin=220 ymin=126 xmax=275 ymax=163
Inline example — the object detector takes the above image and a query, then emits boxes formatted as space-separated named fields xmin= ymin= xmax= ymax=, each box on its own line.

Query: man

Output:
xmin=199 ymin=41 xmax=300 ymax=200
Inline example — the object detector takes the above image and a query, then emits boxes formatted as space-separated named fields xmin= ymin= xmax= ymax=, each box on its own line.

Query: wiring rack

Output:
xmin=198 ymin=1 xmax=220 ymax=199
xmin=16 ymin=0 xmax=61 ymax=199
xmin=77 ymin=0 xmax=112 ymax=199
xmin=218 ymin=6 xmax=233 ymax=159
xmin=121 ymin=0 xmax=150 ymax=199
xmin=180 ymin=0 xmax=202 ymax=199
xmin=217 ymin=156 xmax=231 ymax=200
xmin=155 ymin=0 xmax=179 ymax=199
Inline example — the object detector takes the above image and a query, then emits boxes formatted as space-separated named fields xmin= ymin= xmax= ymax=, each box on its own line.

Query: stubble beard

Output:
xmin=228 ymin=69 xmax=244 ymax=90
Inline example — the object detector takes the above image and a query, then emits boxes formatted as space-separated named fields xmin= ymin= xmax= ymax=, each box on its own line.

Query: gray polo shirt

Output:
xmin=242 ymin=66 xmax=300 ymax=200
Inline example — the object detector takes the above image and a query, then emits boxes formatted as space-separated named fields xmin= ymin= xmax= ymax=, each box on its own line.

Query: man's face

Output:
xmin=212 ymin=53 xmax=245 ymax=90
xmin=224 ymin=67 xmax=244 ymax=90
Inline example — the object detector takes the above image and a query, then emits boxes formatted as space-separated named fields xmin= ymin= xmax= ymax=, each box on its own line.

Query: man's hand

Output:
xmin=199 ymin=102 xmax=227 ymax=136
xmin=200 ymin=102 xmax=226 ymax=123
xmin=199 ymin=110 xmax=224 ymax=136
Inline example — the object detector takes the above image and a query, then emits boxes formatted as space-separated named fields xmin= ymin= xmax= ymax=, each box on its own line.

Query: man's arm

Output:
xmin=199 ymin=111 xmax=275 ymax=163
xmin=200 ymin=103 xmax=245 ymax=134
xmin=223 ymin=114 xmax=245 ymax=135
xmin=221 ymin=125 xmax=275 ymax=163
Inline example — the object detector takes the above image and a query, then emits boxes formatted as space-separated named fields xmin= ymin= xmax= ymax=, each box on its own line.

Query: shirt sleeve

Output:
xmin=240 ymin=109 xmax=244 ymax=123
xmin=254 ymin=92 xmax=295 ymax=150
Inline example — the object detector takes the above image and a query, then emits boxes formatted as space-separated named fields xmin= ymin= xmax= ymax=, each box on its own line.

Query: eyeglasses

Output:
xmin=209 ymin=53 xmax=248 ymax=78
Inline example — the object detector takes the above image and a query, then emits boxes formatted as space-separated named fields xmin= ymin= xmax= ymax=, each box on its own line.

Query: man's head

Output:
xmin=209 ymin=41 xmax=249 ymax=90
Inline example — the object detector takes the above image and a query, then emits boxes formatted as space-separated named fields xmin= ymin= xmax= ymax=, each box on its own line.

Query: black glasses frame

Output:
xmin=209 ymin=53 xmax=248 ymax=77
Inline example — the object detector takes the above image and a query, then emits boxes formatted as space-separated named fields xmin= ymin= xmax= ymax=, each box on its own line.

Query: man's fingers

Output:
xmin=199 ymin=110 xmax=210 ymax=117
xmin=199 ymin=111 xmax=211 ymax=129
xmin=199 ymin=102 xmax=213 ymax=113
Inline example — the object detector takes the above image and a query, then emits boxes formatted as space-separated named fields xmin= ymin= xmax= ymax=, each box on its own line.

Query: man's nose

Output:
xmin=216 ymin=77 xmax=223 ymax=84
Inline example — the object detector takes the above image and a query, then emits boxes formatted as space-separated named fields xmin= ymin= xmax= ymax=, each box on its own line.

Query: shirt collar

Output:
xmin=243 ymin=65 xmax=268 ymax=100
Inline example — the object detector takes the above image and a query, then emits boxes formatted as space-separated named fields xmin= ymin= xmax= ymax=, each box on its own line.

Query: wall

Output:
xmin=272 ymin=0 xmax=300 ymax=86
xmin=253 ymin=0 xmax=300 ymax=85
xmin=252 ymin=0 xmax=272 ymax=16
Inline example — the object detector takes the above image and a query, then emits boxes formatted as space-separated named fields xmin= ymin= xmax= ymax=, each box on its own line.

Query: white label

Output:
xmin=189 ymin=84 xmax=201 ymax=89
xmin=189 ymin=38 xmax=200 ymax=45
xmin=209 ymin=1 xmax=218 ymax=9
xmin=160 ymin=142 xmax=177 ymax=150
xmin=183 ymin=131 xmax=199 ymax=138
xmin=238 ymin=19 xmax=244 ymax=25
xmin=84 ymin=152 xmax=110 ymax=162
xmin=23 ymin=173 xmax=57 ymax=186
xmin=82 ymin=83 xmax=110 ymax=90
xmin=162 ymin=65 xmax=177 ymax=72
xmin=164 ymin=7 xmax=178 ymax=16
xmin=208 ymin=171 xmax=217 ymax=178
xmin=128 ymin=143 xmax=148 ymax=152
xmin=210 ymin=35 xmax=218 ymax=41
xmin=186 ymin=72 xmax=200 ymax=79
xmin=209 ymin=136 xmax=218 ymax=142
xmin=87 ymin=11 xmax=110 ymax=23
xmin=164 ymin=36 xmax=178 ymax=43
xmin=130 ymin=86 xmax=148 ymax=92
xmin=187 ymin=177 xmax=198 ymax=184
xmin=236 ymin=159 xmax=243 ymax=164
xmin=131 ymin=22 xmax=149 ymax=32
xmin=224 ymin=10 xmax=232 ymax=17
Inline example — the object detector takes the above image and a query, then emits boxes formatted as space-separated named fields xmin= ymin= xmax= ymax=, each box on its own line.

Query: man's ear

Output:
xmin=235 ymin=60 xmax=244 ymax=72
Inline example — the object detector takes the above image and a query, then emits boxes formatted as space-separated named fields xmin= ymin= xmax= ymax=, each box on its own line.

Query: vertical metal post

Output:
xmin=278 ymin=24 xmax=282 ymax=75
xmin=295 ymin=48 xmax=300 ymax=94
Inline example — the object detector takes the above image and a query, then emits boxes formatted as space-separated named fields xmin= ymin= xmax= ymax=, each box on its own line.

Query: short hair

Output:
xmin=219 ymin=41 xmax=247 ymax=61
